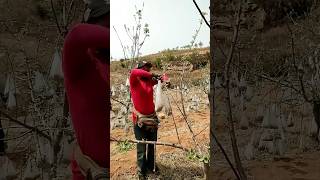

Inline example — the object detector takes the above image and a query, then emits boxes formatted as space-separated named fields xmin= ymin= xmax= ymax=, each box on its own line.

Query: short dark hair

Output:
xmin=137 ymin=61 xmax=152 ymax=69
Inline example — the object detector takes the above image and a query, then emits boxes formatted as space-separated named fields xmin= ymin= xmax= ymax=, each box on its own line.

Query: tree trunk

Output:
xmin=223 ymin=2 xmax=247 ymax=179
xmin=209 ymin=1 xmax=247 ymax=179
xmin=209 ymin=0 xmax=216 ymax=179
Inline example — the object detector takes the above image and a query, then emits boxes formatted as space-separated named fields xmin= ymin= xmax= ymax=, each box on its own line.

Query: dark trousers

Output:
xmin=134 ymin=124 xmax=158 ymax=175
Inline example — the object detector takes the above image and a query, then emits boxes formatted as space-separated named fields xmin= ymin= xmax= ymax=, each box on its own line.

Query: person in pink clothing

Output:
xmin=62 ymin=0 xmax=109 ymax=179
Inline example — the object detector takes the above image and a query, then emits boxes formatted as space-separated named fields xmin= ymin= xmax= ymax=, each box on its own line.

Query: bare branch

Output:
xmin=210 ymin=129 xmax=240 ymax=180
xmin=50 ymin=0 xmax=63 ymax=37
xmin=286 ymin=23 xmax=311 ymax=102
xmin=113 ymin=26 xmax=129 ymax=60
xmin=110 ymin=137 xmax=190 ymax=152
xmin=192 ymin=0 xmax=210 ymax=28
xmin=223 ymin=1 xmax=247 ymax=179
xmin=0 ymin=109 xmax=51 ymax=141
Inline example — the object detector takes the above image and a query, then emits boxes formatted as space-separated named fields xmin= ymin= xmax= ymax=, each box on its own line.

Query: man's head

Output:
xmin=137 ymin=61 xmax=152 ymax=72
xmin=84 ymin=0 xmax=110 ymax=27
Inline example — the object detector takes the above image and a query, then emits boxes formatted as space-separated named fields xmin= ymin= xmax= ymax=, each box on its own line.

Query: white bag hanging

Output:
xmin=308 ymin=118 xmax=318 ymax=137
xmin=33 ymin=71 xmax=47 ymax=93
xmin=4 ymin=73 xmax=15 ymax=95
xmin=7 ymin=90 xmax=16 ymax=109
xmin=214 ymin=76 xmax=222 ymax=88
xmin=49 ymin=49 xmax=64 ymax=79
xmin=120 ymin=84 xmax=126 ymax=92
xmin=287 ymin=112 xmax=294 ymax=127
xmin=111 ymin=86 xmax=116 ymax=96
xmin=125 ymin=78 xmax=130 ymax=87
xmin=155 ymin=80 xmax=164 ymax=112
xmin=3 ymin=74 xmax=10 ymax=95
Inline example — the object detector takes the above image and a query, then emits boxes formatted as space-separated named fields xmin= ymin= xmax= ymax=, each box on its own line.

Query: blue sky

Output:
xmin=110 ymin=0 xmax=210 ymax=60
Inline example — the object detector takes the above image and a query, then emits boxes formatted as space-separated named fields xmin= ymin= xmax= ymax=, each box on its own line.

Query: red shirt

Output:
xmin=62 ymin=23 xmax=109 ymax=180
xmin=129 ymin=69 xmax=157 ymax=124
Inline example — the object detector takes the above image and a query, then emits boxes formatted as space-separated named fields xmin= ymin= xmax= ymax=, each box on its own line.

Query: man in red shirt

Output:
xmin=62 ymin=0 xmax=109 ymax=179
xmin=130 ymin=61 xmax=162 ymax=179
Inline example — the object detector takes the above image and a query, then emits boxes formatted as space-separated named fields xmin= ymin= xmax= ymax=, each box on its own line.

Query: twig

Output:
xmin=50 ymin=0 xmax=63 ymax=37
xmin=0 ymin=130 xmax=33 ymax=141
xmin=0 ymin=109 xmax=51 ymax=141
xmin=169 ymin=93 xmax=201 ymax=152
xmin=223 ymin=1 xmax=247 ymax=179
xmin=195 ymin=124 xmax=209 ymax=137
xmin=111 ymin=97 xmax=127 ymax=107
xmin=167 ymin=94 xmax=181 ymax=144
xmin=192 ymin=0 xmax=210 ymax=28
xmin=210 ymin=129 xmax=240 ymax=180
xmin=110 ymin=137 xmax=190 ymax=152
xmin=113 ymin=26 xmax=128 ymax=60
xmin=286 ymin=23 xmax=311 ymax=103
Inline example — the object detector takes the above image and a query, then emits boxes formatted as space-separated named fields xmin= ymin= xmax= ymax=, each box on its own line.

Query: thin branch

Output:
xmin=0 ymin=109 xmax=51 ymax=141
xmin=0 ymin=130 xmax=33 ymax=141
xmin=169 ymin=93 xmax=201 ymax=152
xmin=113 ymin=26 xmax=129 ymax=60
xmin=110 ymin=137 xmax=190 ymax=152
xmin=195 ymin=124 xmax=209 ymax=137
xmin=210 ymin=129 xmax=240 ymax=180
xmin=166 ymin=94 xmax=181 ymax=144
xmin=192 ymin=0 xmax=210 ymax=28
xmin=50 ymin=0 xmax=63 ymax=37
xmin=286 ymin=23 xmax=311 ymax=103
xmin=124 ymin=25 xmax=134 ymax=42
xmin=111 ymin=97 xmax=127 ymax=107
xmin=66 ymin=0 xmax=75 ymax=25
xmin=223 ymin=1 xmax=247 ymax=179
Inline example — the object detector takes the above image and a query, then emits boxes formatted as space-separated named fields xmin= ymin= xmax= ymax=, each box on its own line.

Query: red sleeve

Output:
xmin=130 ymin=69 xmax=152 ymax=78
xmin=66 ymin=23 xmax=109 ymax=51
xmin=63 ymin=23 xmax=109 ymax=81
xmin=130 ymin=69 xmax=152 ymax=85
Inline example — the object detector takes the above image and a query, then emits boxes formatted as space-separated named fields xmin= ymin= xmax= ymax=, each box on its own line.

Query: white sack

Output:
xmin=33 ymin=71 xmax=47 ymax=92
xmin=7 ymin=90 xmax=16 ymax=109
xmin=155 ymin=80 xmax=164 ymax=112
xmin=49 ymin=49 xmax=64 ymax=79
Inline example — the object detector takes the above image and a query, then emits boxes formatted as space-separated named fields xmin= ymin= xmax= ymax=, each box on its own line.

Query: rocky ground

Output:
xmin=110 ymin=67 xmax=320 ymax=179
